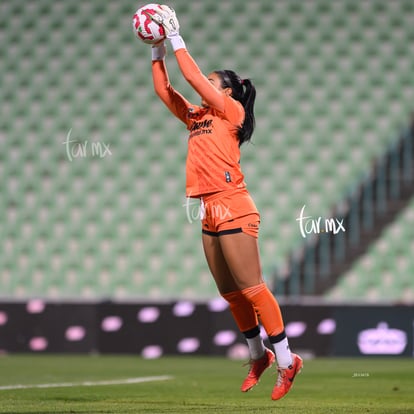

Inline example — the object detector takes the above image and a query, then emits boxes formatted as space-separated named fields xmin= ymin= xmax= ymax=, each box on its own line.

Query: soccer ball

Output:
xmin=132 ymin=4 xmax=166 ymax=45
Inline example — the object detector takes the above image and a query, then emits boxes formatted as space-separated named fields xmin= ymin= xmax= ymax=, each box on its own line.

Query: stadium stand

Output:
xmin=1 ymin=0 xmax=413 ymax=300
xmin=326 ymin=195 xmax=414 ymax=303
xmin=274 ymin=123 xmax=414 ymax=300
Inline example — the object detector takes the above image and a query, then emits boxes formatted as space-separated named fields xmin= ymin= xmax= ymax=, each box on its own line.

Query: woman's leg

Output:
xmin=218 ymin=231 xmax=293 ymax=368
xmin=202 ymin=232 xmax=266 ymax=357
xmin=202 ymin=232 xmax=276 ymax=392
xmin=216 ymin=231 xmax=263 ymax=289
xmin=202 ymin=232 xmax=240 ymax=294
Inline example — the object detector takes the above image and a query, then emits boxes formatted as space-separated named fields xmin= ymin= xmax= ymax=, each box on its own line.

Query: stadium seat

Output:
xmin=1 ymin=0 xmax=413 ymax=300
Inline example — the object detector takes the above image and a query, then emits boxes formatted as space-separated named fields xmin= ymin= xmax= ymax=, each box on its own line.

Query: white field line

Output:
xmin=0 ymin=375 xmax=173 ymax=391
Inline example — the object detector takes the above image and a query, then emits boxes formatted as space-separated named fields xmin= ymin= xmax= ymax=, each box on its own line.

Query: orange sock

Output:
xmin=222 ymin=290 xmax=259 ymax=333
xmin=240 ymin=283 xmax=285 ymax=338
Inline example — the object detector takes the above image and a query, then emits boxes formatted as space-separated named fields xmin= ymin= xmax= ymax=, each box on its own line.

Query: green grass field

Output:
xmin=0 ymin=355 xmax=413 ymax=413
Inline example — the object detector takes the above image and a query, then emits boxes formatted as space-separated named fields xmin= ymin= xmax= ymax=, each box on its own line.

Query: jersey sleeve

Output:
xmin=152 ymin=59 xmax=192 ymax=124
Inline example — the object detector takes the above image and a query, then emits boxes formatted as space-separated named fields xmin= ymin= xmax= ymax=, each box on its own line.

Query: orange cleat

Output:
xmin=271 ymin=353 xmax=303 ymax=400
xmin=241 ymin=348 xmax=275 ymax=392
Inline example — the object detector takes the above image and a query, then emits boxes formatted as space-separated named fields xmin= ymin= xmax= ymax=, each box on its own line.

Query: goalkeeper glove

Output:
xmin=152 ymin=5 xmax=179 ymax=36
xmin=151 ymin=5 xmax=186 ymax=51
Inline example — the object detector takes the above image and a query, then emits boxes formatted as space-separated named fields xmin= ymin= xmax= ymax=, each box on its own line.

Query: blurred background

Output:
xmin=0 ymin=0 xmax=413 ymax=358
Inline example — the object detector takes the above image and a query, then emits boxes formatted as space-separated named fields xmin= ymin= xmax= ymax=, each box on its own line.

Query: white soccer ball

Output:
xmin=132 ymin=4 xmax=166 ymax=45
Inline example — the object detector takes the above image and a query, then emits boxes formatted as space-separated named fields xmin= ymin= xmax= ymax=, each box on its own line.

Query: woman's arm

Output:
xmin=149 ymin=8 xmax=226 ymax=114
xmin=174 ymin=48 xmax=226 ymax=113
xmin=151 ymin=45 xmax=191 ymax=124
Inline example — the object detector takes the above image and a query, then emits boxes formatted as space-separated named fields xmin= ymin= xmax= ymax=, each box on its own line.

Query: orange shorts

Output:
xmin=200 ymin=188 xmax=260 ymax=238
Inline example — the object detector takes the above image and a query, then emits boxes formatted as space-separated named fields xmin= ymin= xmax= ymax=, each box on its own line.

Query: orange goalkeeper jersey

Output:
xmin=152 ymin=48 xmax=247 ymax=198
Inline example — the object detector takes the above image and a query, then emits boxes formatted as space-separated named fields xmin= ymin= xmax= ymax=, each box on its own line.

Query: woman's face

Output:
xmin=201 ymin=72 xmax=231 ymax=107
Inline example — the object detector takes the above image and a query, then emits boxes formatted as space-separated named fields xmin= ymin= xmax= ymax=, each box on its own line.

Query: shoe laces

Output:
xmin=276 ymin=367 xmax=286 ymax=387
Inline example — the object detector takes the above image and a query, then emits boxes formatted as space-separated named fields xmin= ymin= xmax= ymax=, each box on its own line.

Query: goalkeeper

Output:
xmin=147 ymin=5 xmax=302 ymax=400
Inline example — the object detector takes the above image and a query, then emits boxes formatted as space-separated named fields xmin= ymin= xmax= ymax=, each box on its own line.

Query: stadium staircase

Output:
xmin=274 ymin=123 xmax=414 ymax=300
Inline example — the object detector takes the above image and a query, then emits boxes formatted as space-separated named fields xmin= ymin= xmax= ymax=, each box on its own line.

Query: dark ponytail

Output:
xmin=215 ymin=70 xmax=256 ymax=146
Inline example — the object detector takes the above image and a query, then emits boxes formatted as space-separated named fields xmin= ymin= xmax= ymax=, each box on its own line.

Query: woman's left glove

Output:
xmin=151 ymin=5 xmax=185 ymax=51
xmin=151 ymin=5 xmax=179 ymax=36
